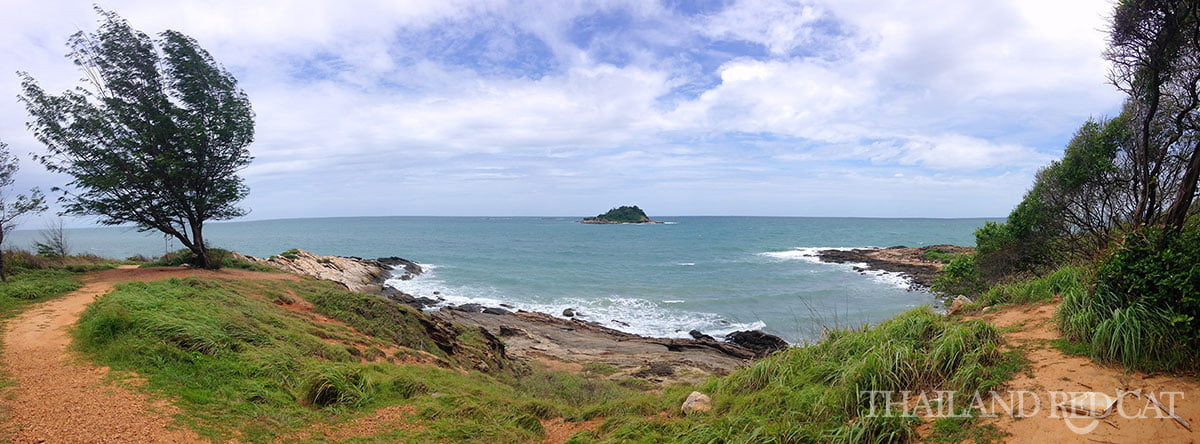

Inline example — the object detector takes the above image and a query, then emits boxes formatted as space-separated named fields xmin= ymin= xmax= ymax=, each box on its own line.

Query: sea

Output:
xmin=7 ymin=216 xmax=995 ymax=344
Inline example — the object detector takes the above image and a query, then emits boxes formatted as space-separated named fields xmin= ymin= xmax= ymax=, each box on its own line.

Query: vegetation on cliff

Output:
xmin=932 ymin=0 xmax=1200 ymax=373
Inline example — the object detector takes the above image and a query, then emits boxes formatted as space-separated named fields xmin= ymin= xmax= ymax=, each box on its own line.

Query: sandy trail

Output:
xmin=973 ymin=302 xmax=1200 ymax=443
xmin=0 ymin=266 xmax=298 ymax=444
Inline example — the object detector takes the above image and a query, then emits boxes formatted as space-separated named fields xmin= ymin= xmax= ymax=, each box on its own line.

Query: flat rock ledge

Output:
xmin=235 ymin=249 xmax=421 ymax=293
xmin=816 ymin=245 xmax=972 ymax=290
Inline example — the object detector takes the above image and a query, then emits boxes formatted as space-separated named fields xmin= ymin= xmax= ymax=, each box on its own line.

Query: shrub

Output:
xmin=144 ymin=248 xmax=274 ymax=272
xmin=932 ymin=253 xmax=987 ymax=296
xmin=1057 ymin=223 xmax=1200 ymax=372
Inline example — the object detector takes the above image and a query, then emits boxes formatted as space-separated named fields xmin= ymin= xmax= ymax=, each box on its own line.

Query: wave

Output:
xmin=676 ymin=262 xmax=696 ymax=266
xmin=758 ymin=247 xmax=911 ymax=290
xmin=383 ymin=265 xmax=765 ymax=340
xmin=757 ymin=247 xmax=855 ymax=264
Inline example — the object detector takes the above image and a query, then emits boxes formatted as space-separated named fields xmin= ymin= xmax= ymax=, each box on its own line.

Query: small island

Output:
xmin=580 ymin=205 xmax=664 ymax=224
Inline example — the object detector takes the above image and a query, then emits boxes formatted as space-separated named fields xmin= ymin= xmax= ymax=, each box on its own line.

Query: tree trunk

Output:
xmin=190 ymin=223 xmax=214 ymax=269
xmin=0 ymin=230 xmax=7 ymax=283
xmin=1165 ymin=143 xmax=1200 ymax=230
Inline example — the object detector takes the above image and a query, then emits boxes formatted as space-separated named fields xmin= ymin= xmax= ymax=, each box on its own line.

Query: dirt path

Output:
xmin=0 ymin=266 xmax=299 ymax=443
xmin=971 ymin=302 xmax=1200 ymax=443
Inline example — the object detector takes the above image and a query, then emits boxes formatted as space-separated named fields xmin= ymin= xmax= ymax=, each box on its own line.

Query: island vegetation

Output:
xmin=580 ymin=205 xmax=662 ymax=224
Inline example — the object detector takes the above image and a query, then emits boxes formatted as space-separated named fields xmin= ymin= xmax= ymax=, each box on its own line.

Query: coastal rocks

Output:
xmin=689 ymin=330 xmax=715 ymax=342
xmin=482 ymin=307 xmax=511 ymax=315
xmin=633 ymin=361 xmax=675 ymax=378
xmin=381 ymin=287 xmax=440 ymax=310
xmin=237 ymin=249 xmax=423 ymax=293
xmin=816 ymin=245 xmax=972 ymax=290
xmin=948 ymin=295 xmax=973 ymax=315
xmin=562 ymin=308 xmax=577 ymax=317
xmin=452 ymin=303 xmax=485 ymax=313
xmin=681 ymin=391 xmax=712 ymax=414
xmin=726 ymin=330 xmax=788 ymax=357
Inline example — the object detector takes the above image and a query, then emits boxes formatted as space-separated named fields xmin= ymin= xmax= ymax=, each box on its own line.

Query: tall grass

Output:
xmin=583 ymin=308 xmax=1022 ymax=443
xmin=974 ymin=265 xmax=1088 ymax=307
xmin=1057 ymin=286 xmax=1188 ymax=371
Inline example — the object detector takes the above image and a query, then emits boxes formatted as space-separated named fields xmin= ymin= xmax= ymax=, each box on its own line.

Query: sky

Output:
xmin=0 ymin=0 xmax=1125 ymax=224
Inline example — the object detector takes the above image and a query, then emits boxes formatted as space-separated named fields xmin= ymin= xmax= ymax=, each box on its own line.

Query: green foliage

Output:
xmin=144 ymin=248 xmax=275 ymax=272
xmin=19 ymin=9 xmax=254 ymax=270
xmin=921 ymin=248 xmax=958 ymax=264
xmin=932 ymin=253 xmax=987 ymax=296
xmin=589 ymin=308 xmax=1023 ymax=443
xmin=975 ymin=265 xmax=1089 ymax=307
xmin=584 ymin=205 xmax=651 ymax=223
xmin=71 ymin=277 xmax=658 ymax=442
xmin=928 ymin=411 xmax=1007 ymax=444
xmin=1057 ymin=223 xmax=1200 ymax=372
xmin=279 ymin=249 xmax=302 ymax=260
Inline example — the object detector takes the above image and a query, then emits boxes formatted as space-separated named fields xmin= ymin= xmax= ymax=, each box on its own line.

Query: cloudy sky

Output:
xmin=0 ymin=0 xmax=1124 ymax=222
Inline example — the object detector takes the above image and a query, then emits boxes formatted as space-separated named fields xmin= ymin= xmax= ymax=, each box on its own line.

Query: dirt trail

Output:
xmin=971 ymin=302 xmax=1200 ymax=443
xmin=0 ymin=266 xmax=299 ymax=444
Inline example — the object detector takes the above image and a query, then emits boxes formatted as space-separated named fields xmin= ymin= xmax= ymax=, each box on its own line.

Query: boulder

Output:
xmin=454 ymin=303 xmax=485 ymax=313
xmin=381 ymin=287 xmax=439 ymax=310
xmin=681 ymin=391 xmax=712 ymax=414
xmin=948 ymin=295 xmax=973 ymax=315
xmin=726 ymin=330 xmax=788 ymax=357
xmin=482 ymin=307 xmax=511 ymax=315
xmin=689 ymin=330 xmax=715 ymax=341
xmin=375 ymin=256 xmax=423 ymax=275
xmin=562 ymin=308 xmax=576 ymax=317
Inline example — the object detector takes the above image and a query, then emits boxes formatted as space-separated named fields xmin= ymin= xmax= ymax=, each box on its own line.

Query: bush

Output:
xmin=1057 ymin=223 xmax=1200 ymax=371
xmin=144 ymin=248 xmax=275 ymax=272
xmin=932 ymin=253 xmax=987 ymax=296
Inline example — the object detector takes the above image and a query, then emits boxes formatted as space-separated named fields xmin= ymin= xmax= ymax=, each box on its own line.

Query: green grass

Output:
xmin=71 ymin=277 xmax=662 ymax=442
xmin=971 ymin=265 xmax=1088 ymax=308
xmin=69 ymin=276 xmax=1025 ymax=443
xmin=1056 ymin=286 xmax=1189 ymax=372
xmin=922 ymin=248 xmax=959 ymax=264
xmin=143 ymin=248 xmax=277 ymax=272
xmin=928 ymin=411 xmax=1007 ymax=444
xmin=572 ymin=307 xmax=1025 ymax=443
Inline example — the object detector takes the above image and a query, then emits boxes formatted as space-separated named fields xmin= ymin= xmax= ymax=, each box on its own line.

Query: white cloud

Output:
xmin=0 ymin=0 xmax=1125 ymax=220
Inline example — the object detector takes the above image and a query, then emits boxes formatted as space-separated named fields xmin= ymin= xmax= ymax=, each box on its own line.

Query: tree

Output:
xmin=0 ymin=141 xmax=47 ymax=282
xmin=1105 ymin=0 xmax=1200 ymax=230
xmin=35 ymin=218 xmax=69 ymax=259
xmin=19 ymin=9 xmax=254 ymax=269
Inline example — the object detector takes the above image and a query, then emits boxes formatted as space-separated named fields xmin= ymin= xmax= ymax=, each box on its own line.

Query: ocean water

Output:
xmin=7 ymin=216 xmax=995 ymax=343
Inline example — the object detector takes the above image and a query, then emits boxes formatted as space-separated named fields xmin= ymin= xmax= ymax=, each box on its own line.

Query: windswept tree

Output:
xmin=1105 ymin=0 xmax=1200 ymax=230
xmin=20 ymin=9 xmax=254 ymax=269
xmin=0 ymin=141 xmax=47 ymax=281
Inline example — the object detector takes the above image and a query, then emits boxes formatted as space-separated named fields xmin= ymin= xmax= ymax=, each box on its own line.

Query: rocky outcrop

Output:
xmin=725 ymin=330 xmax=789 ymax=357
xmin=817 ymin=245 xmax=972 ymax=290
xmin=437 ymin=308 xmax=758 ymax=385
xmin=236 ymin=249 xmax=421 ymax=293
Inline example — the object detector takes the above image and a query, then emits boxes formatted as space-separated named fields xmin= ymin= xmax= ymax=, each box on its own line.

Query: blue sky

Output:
xmin=0 ymin=0 xmax=1123 ymax=224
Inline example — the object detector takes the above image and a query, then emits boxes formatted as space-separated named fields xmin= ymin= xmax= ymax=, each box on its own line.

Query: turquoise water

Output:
xmin=7 ymin=217 xmax=994 ymax=343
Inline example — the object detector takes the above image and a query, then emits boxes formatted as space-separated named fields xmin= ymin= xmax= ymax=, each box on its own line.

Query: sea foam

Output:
xmin=758 ymin=247 xmax=912 ymax=290
xmin=383 ymin=265 xmax=765 ymax=340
